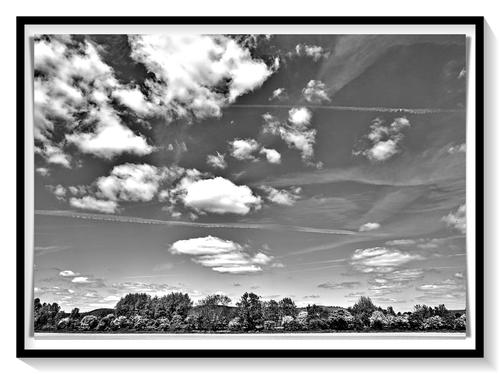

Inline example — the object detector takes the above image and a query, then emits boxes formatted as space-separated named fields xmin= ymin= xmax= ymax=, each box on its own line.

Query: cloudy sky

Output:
xmin=33 ymin=34 xmax=467 ymax=312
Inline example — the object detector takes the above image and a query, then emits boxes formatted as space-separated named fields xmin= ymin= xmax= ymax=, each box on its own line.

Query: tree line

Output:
xmin=34 ymin=293 xmax=467 ymax=333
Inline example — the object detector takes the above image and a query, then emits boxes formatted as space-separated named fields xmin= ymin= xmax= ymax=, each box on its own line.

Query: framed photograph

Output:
xmin=17 ymin=16 xmax=484 ymax=357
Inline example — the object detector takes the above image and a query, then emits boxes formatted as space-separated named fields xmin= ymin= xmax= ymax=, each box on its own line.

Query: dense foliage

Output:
xmin=34 ymin=294 xmax=467 ymax=333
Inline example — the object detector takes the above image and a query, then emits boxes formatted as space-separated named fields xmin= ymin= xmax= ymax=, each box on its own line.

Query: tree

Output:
xmin=409 ymin=304 xmax=433 ymax=329
xmin=328 ymin=309 xmax=355 ymax=330
xmin=80 ymin=315 xmax=98 ymax=331
xmin=350 ymin=297 xmax=376 ymax=327
xmin=115 ymin=293 xmax=151 ymax=318
xmin=278 ymin=297 xmax=298 ymax=320
xmin=153 ymin=292 xmax=193 ymax=320
xmin=195 ymin=294 xmax=232 ymax=331
xmin=262 ymin=300 xmax=280 ymax=323
xmin=423 ymin=315 xmax=444 ymax=330
xmin=237 ymin=292 xmax=263 ymax=331
xmin=369 ymin=310 xmax=389 ymax=330
xmin=70 ymin=307 xmax=80 ymax=320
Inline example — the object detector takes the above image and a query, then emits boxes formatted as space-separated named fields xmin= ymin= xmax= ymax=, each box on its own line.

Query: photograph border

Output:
xmin=16 ymin=16 xmax=484 ymax=358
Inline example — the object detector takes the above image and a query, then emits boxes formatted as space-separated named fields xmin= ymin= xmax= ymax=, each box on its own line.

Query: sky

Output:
xmin=33 ymin=33 xmax=467 ymax=312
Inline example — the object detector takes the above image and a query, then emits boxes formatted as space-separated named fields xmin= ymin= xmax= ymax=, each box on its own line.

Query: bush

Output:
xmin=296 ymin=311 xmax=308 ymax=328
xmin=453 ymin=314 xmax=466 ymax=331
xmin=263 ymin=320 xmax=276 ymax=331
xmin=169 ymin=314 xmax=186 ymax=331
xmin=328 ymin=309 xmax=355 ymax=330
xmin=156 ymin=317 xmax=170 ymax=332
xmin=110 ymin=315 xmax=129 ymax=331
xmin=132 ymin=315 xmax=148 ymax=331
xmin=369 ymin=311 xmax=389 ymax=330
xmin=392 ymin=314 xmax=410 ymax=330
xmin=79 ymin=315 xmax=99 ymax=331
xmin=307 ymin=318 xmax=328 ymax=330
xmin=96 ymin=314 xmax=114 ymax=331
xmin=57 ymin=317 xmax=70 ymax=330
xmin=228 ymin=317 xmax=242 ymax=331
xmin=283 ymin=318 xmax=302 ymax=331
xmin=423 ymin=316 xmax=444 ymax=330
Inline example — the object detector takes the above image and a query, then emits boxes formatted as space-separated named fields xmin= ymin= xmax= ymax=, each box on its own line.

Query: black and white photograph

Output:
xmin=31 ymin=31 xmax=470 ymax=335
xmin=16 ymin=17 xmax=484 ymax=358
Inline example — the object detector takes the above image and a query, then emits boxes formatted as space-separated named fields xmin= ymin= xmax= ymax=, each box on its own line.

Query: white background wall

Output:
xmin=0 ymin=0 xmax=498 ymax=372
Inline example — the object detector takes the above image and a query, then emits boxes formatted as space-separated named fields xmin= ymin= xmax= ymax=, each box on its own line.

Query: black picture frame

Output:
xmin=16 ymin=16 xmax=484 ymax=358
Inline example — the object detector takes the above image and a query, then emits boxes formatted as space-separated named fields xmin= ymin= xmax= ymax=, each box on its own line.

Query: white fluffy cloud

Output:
xmin=302 ymin=80 xmax=330 ymax=104
xmin=65 ymin=106 xmax=153 ymax=159
xmin=262 ymin=112 xmax=318 ymax=164
xmin=230 ymin=138 xmax=261 ymax=161
xmin=442 ymin=204 xmax=466 ymax=234
xmin=269 ymin=87 xmax=287 ymax=101
xmin=350 ymin=247 xmax=423 ymax=273
xmin=66 ymin=163 xmax=185 ymax=214
xmin=34 ymin=36 xmax=154 ymax=161
xmin=259 ymin=148 xmax=282 ymax=164
xmin=354 ymin=117 xmax=411 ymax=162
xmin=69 ymin=196 xmax=119 ymax=214
xmin=261 ymin=185 xmax=301 ymax=206
xmin=170 ymin=236 xmax=273 ymax=274
xmin=179 ymin=176 xmax=262 ymax=215
xmin=71 ymin=276 xmax=94 ymax=284
xmin=128 ymin=34 xmax=273 ymax=120
xmin=288 ymin=107 xmax=312 ymax=128
xmin=206 ymin=152 xmax=227 ymax=169
xmin=95 ymin=163 xmax=171 ymax=202
xmin=59 ymin=270 xmax=80 ymax=277
xmin=295 ymin=44 xmax=330 ymax=61
xmin=359 ymin=222 xmax=380 ymax=232
xmin=35 ymin=143 xmax=72 ymax=168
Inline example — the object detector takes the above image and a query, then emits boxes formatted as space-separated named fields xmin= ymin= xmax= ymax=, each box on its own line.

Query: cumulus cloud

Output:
xmin=262 ymin=112 xmax=318 ymax=164
xmin=34 ymin=36 xmax=153 ymax=161
xmin=259 ymin=148 xmax=282 ymax=164
xmin=169 ymin=236 xmax=274 ymax=274
xmin=48 ymin=184 xmax=67 ymax=200
xmin=230 ymin=138 xmax=261 ymax=161
xmin=65 ymin=106 xmax=153 ymax=159
xmin=359 ymin=222 xmax=380 ymax=232
xmin=302 ymin=80 xmax=330 ymax=104
xmin=260 ymin=185 xmax=301 ymax=206
xmin=207 ymin=152 xmax=227 ymax=169
xmin=178 ymin=176 xmax=262 ymax=215
xmin=288 ymin=107 xmax=312 ymax=128
xmin=59 ymin=270 xmax=80 ymax=277
xmin=353 ymin=117 xmax=411 ymax=162
xmin=269 ymin=87 xmax=288 ymax=101
xmin=295 ymin=44 xmax=330 ymax=61
xmin=442 ymin=204 xmax=466 ymax=234
xmin=95 ymin=163 xmax=172 ymax=202
xmin=69 ymin=196 xmax=119 ymax=214
xmin=36 ymin=167 xmax=50 ymax=177
xmin=35 ymin=143 xmax=72 ymax=168
xmin=350 ymin=247 xmax=424 ymax=273
xmin=67 ymin=163 xmax=185 ymax=213
xmin=128 ymin=34 xmax=273 ymax=120
xmin=71 ymin=276 xmax=94 ymax=284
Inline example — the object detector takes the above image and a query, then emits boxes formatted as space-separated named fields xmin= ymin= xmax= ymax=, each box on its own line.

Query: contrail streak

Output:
xmin=34 ymin=210 xmax=356 ymax=236
xmin=230 ymin=104 xmax=464 ymax=115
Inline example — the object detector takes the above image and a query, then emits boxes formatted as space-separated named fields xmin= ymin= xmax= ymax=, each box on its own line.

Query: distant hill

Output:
xmin=82 ymin=308 xmax=115 ymax=318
